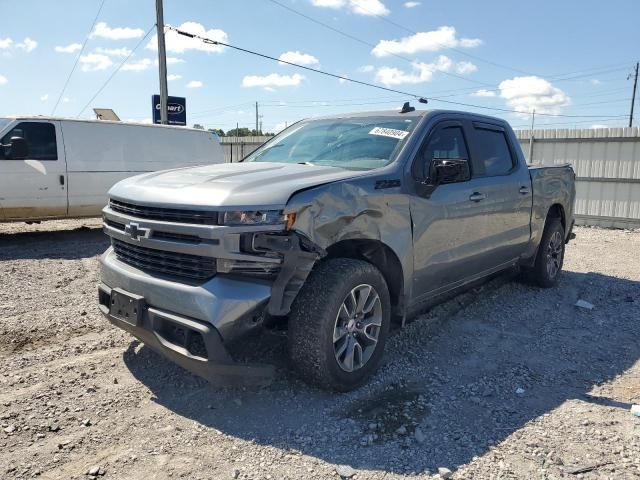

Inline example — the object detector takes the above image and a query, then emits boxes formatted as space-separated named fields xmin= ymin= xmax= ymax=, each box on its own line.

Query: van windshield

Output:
xmin=244 ymin=116 xmax=419 ymax=170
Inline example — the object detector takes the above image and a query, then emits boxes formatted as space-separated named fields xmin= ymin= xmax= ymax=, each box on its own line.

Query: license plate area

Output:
xmin=110 ymin=289 xmax=145 ymax=326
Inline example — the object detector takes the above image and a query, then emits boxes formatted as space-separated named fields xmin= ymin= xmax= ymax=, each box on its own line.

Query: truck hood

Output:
xmin=109 ymin=162 xmax=361 ymax=209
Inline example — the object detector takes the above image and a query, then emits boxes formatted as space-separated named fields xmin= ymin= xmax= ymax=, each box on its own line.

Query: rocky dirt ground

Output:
xmin=1 ymin=220 xmax=639 ymax=480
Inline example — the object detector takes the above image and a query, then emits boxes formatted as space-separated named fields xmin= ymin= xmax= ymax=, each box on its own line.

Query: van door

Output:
xmin=0 ymin=121 xmax=67 ymax=220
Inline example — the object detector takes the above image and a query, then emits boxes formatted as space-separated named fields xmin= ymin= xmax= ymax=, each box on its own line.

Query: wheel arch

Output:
xmin=546 ymin=203 xmax=566 ymax=232
xmin=324 ymin=238 xmax=405 ymax=321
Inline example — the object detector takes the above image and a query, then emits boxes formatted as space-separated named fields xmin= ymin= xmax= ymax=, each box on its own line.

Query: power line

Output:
xmin=266 ymin=0 xmax=496 ymax=88
xmin=267 ymin=0 xmax=632 ymax=94
xmin=52 ymin=0 xmax=106 ymax=115
xmin=76 ymin=25 xmax=155 ymax=118
xmin=168 ymin=25 xmax=627 ymax=120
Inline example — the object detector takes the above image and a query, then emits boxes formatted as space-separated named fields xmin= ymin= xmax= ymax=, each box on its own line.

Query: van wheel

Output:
xmin=530 ymin=217 xmax=565 ymax=288
xmin=288 ymin=258 xmax=391 ymax=392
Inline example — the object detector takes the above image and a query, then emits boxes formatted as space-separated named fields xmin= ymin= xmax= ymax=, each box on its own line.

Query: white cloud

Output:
xmin=16 ymin=37 xmax=37 ymax=52
xmin=242 ymin=73 xmax=305 ymax=88
xmin=40 ymin=94 xmax=49 ymax=101
xmin=590 ymin=79 xmax=602 ymax=86
xmin=146 ymin=22 xmax=227 ymax=54
xmin=471 ymin=89 xmax=496 ymax=97
xmin=375 ymin=55 xmax=452 ymax=86
xmin=358 ymin=64 xmax=375 ymax=73
xmin=264 ymin=86 xmax=276 ymax=92
xmin=404 ymin=1 xmax=420 ymax=7
xmin=499 ymin=76 xmax=571 ymax=116
xmin=79 ymin=53 xmax=113 ymax=72
xmin=0 ymin=38 xmax=13 ymax=49
xmin=591 ymin=124 xmax=608 ymax=129
xmin=455 ymin=61 xmax=477 ymax=75
xmin=90 ymin=22 xmax=144 ymax=40
xmin=311 ymin=0 xmax=390 ymax=16
xmin=0 ymin=74 xmax=7 ymax=85
xmin=278 ymin=50 xmax=319 ymax=66
xmin=62 ymin=97 xmax=70 ymax=103
xmin=372 ymin=26 xmax=481 ymax=57
xmin=186 ymin=80 xmax=203 ymax=88
xmin=121 ymin=58 xmax=153 ymax=72
xmin=55 ymin=43 xmax=82 ymax=53
xmin=167 ymin=74 xmax=182 ymax=81
xmin=94 ymin=47 xmax=132 ymax=57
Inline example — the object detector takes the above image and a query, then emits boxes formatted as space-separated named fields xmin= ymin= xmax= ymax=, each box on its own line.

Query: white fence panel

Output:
xmin=515 ymin=127 xmax=640 ymax=228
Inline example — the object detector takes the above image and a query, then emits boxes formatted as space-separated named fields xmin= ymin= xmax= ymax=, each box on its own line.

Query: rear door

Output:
xmin=465 ymin=122 xmax=532 ymax=267
xmin=0 ymin=121 xmax=67 ymax=220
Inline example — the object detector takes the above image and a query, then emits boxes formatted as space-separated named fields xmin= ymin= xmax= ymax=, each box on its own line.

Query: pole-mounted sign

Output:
xmin=152 ymin=95 xmax=186 ymax=126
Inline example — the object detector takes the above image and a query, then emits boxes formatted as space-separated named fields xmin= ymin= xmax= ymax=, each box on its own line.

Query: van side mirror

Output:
xmin=10 ymin=137 xmax=28 ymax=160
xmin=432 ymin=158 xmax=470 ymax=184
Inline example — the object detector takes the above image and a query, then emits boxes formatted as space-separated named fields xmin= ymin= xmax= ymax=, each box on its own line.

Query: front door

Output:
xmin=410 ymin=120 xmax=493 ymax=299
xmin=0 ymin=121 xmax=67 ymax=220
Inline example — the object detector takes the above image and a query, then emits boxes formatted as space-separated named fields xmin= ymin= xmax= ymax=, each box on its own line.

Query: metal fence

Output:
xmin=220 ymin=136 xmax=272 ymax=163
xmin=515 ymin=127 xmax=640 ymax=228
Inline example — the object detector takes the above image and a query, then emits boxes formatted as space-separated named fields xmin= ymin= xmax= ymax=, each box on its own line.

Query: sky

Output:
xmin=1 ymin=0 xmax=639 ymax=133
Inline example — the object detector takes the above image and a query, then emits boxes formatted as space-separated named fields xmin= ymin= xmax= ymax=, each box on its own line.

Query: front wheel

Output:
xmin=287 ymin=258 xmax=391 ymax=391
xmin=530 ymin=218 xmax=565 ymax=288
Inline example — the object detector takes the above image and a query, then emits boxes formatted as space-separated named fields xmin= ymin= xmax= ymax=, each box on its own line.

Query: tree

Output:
xmin=208 ymin=128 xmax=225 ymax=137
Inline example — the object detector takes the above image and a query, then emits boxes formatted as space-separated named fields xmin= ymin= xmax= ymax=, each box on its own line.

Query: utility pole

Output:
xmin=528 ymin=109 xmax=535 ymax=163
xmin=629 ymin=62 xmax=638 ymax=128
xmin=255 ymin=101 xmax=259 ymax=134
xmin=155 ymin=0 xmax=169 ymax=124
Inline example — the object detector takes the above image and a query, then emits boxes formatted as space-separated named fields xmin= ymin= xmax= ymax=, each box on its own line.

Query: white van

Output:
xmin=0 ymin=117 xmax=224 ymax=222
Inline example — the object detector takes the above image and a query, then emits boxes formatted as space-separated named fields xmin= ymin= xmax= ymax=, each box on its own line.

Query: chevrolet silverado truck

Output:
xmin=98 ymin=108 xmax=575 ymax=391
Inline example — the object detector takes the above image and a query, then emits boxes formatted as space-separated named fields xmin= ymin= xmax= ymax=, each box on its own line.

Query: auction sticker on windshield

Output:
xmin=369 ymin=127 xmax=410 ymax=140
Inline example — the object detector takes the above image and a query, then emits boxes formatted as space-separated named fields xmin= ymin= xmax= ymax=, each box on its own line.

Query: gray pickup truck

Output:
xmin=98 ymin=108 xmax=575 ymax=391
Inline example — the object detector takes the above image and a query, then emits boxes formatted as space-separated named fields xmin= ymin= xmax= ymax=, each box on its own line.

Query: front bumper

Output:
xmin=99 ymin=248 xmax=275 ymax=383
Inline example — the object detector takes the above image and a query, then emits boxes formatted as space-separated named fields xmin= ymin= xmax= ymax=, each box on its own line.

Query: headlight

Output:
xmin=222 ymin=210 xmax=293 ymax=227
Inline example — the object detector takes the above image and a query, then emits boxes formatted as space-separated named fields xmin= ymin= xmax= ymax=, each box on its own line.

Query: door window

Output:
xmin=472 ymin=127 xmax=514 ymax=176
xmin=1 ymin=122 xmax=57 ymax=160
xmin=417 ymin=126 xmax=469 ymax=178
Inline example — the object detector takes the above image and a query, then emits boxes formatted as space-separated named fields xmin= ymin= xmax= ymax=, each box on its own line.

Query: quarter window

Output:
xmin=1 ymin=122 xmax=57 ymax=160
xmin=473 ymin=128 xmax=514 ymax=176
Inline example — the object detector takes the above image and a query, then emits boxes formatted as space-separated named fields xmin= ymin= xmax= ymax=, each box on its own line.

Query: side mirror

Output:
xmin=10 ymin=137 xmax=28 ymax=160
xmin=433 ymin=158 xmax=470 ymax=184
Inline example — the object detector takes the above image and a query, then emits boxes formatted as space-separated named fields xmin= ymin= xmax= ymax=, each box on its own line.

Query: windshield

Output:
xmin=0 ymin=118 xmax=11 ymax=134
xmin=245 ymin=116 xmax=419 ymax=170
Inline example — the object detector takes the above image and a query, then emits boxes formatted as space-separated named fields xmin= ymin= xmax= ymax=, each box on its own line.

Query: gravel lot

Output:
xmin=1 ymin=220 xmax=639 ymax=480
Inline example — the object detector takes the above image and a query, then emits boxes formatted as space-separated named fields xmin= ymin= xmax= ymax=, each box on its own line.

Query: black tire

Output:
xmin=288 ymin=258 xmax=391 ymax=392
xmin=530 ymin=217 xmax=565 ymax=288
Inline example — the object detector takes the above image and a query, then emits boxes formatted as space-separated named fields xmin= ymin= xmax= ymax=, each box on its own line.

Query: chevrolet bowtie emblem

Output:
xmin=124 ymin=222 xmax=149 ymax=241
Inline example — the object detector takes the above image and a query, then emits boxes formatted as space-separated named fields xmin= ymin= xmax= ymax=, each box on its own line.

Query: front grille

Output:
xmin=112 ymin=238 xmax=216 ymax=282
xmin=110 ymin=199 xmax=219 ymax=225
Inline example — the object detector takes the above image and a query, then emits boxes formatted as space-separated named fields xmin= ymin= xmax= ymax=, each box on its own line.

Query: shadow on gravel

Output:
xmin=0 ymin=226 xmax=108 ymax=260
xmin=123 ymin=270 xmax=640 ymax=475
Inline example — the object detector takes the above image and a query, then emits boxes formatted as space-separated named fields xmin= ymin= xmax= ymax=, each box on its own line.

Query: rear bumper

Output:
xmin=99 ymin=248 xmax=275 ymax=383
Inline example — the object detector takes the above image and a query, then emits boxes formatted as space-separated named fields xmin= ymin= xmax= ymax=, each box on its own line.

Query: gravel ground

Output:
xmin=1 ymin=220 xmax=639 ymax=480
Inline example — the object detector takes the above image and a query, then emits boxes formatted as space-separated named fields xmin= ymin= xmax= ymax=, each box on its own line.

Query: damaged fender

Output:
xmin=277 ymin=175 xmax=414 ymax=317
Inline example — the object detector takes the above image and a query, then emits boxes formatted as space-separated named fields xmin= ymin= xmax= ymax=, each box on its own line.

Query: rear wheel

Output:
xmin=530 ymin=217 xmax=565 ymax=287
xmin=288 ymin=258 xmax=391 ymax=391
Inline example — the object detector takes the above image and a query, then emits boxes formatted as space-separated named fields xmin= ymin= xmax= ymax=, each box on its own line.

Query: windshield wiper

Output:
xmin=297 ymin=161 xmax=315 ymax=166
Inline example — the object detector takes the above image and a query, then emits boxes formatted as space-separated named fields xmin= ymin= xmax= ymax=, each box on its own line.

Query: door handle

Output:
xmin=469 ymin=192 xmax=486 ymax=202
xmin=59 ymin=175 xmax=65 ymax=186
xmin=519 ymin=186 xmax=530 ymax=194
